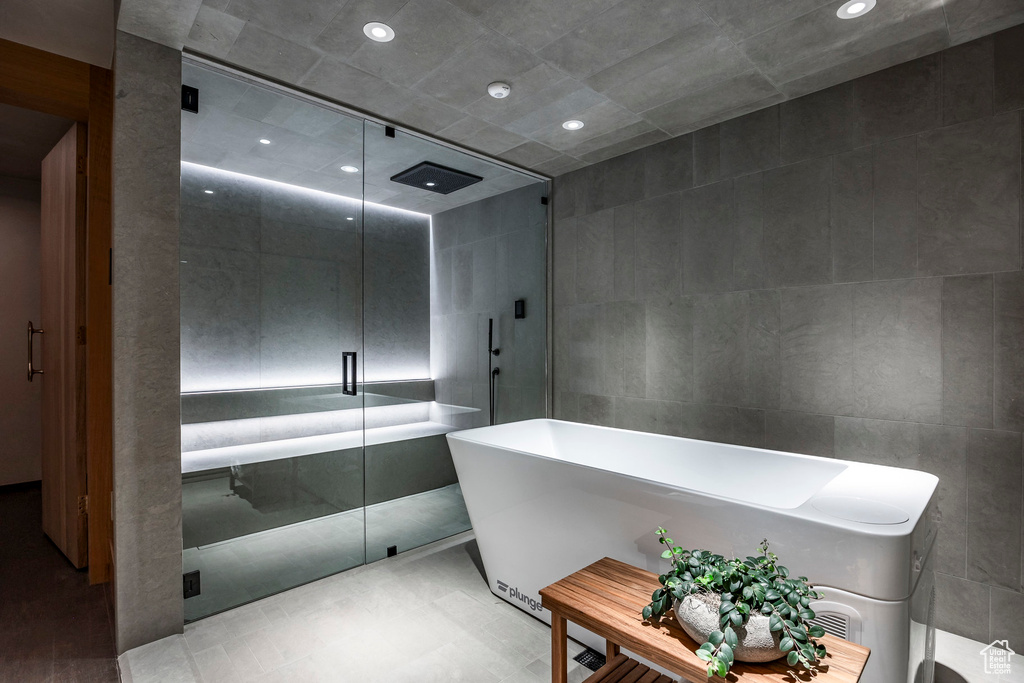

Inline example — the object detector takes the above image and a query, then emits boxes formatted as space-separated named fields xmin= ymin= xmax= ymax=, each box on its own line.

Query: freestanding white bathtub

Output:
xmin=448 ymin=419 xmax=938 ymax=683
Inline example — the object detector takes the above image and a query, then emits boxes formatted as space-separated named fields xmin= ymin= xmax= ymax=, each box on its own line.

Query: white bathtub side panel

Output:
xmin=450 ymin=439 xmax=918 ymax=602
xmin=449 ymin=438 xmax=926 ymax=683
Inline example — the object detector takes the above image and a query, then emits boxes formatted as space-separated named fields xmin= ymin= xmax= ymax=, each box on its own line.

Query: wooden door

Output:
xmin=40 ymin=123 xmax=88 ymax=568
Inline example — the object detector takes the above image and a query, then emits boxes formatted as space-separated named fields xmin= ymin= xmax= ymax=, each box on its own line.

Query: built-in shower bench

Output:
xmin=541 ymin=557 xmax=870 ymax=683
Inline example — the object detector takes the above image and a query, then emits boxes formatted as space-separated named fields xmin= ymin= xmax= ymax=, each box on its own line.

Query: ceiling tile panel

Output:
xmin=738 ymin=0 xmax=946 ymax=85
xmin=185 ymin=5 xmax=244 ymax=58
xmin=694 ymin=0 xmax=832 ymax=42
xmin=226 ymin=23 xmax=322 ymax=83
xmin=944 ymin=0 xmax=1024 ymax=44
xmin=643 ymin=71 xmax=781 ymax=136
xmin=587 ymin=28 xmax=754 ymax=113
xmin=125 ymin=0 xmax=1024 ymax=171
xmin=313 ymin=0 xmax=412 ymax=57
xmin=476 ymin=0 xmax=623 ymax=52
xmin=346 ymin=0 xmax=488 ymax=88
xmin=411 ymin=31 xmax=543 ymax=110
xmin=535 ymin=0 xmax=711 ymax=80
xmin=224 ymin=0 xmax=340 ymax=44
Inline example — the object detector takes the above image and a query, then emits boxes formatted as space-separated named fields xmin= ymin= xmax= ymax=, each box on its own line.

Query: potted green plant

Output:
xmin=642 ymin=529 xmax=828 ymax=679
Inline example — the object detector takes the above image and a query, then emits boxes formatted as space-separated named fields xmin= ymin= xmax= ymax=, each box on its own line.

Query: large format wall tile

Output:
xmin=682 ymin=175 xmax=764 ymax=294
xmin=917 ymin=113 xmax=1020 ymax=276
xmin=552 ymin=27 xmax=1024 ymax=644
xmin=852 ymin=54 xmax=941 ymax=146
xmin=764 ymin=410 xmax=834 ymax=457
xmin=830 ymin=147 xmax=873 ymax=283
xmin=942 ymin=275 xmax=994 ymax=427
xmin=764 ymin=157 xmax=832 ymax=287
xmin=918 ymin=424 xmax=969 ymax=578
xmin=851 ymin=278 xmax=941 ymax=423
xmin=645 ymin=297 xmax=693 ymax=402
xmin=993 ymin=24 xmax=1024 ymax=113
xmin=966 ymin=428 xmax=1022 ymax=590
xmin=575 ymin=210 xmax=615 ymax=303
xmin=942 ymin=37 xmax=995 ymax=125
xmin=693 ymin=290 xmax=779 ymax=408
xmin=995 ymin=272 xmax=1024 ymax=431
xmin=873 ymin=137 xmax=919 ymax=280
xmin=781 ymin=285 xmax=853 ymax=415
xmin=635 ymin=192 xmax=683 ymax=298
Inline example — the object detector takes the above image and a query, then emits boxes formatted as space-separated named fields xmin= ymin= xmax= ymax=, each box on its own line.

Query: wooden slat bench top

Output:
xmin=540 ymin=557 xmax=870 ymax=683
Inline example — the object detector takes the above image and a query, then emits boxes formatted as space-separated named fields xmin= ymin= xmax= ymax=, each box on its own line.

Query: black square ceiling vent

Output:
xmin=390 ymin=161 xmax=483 ymax=195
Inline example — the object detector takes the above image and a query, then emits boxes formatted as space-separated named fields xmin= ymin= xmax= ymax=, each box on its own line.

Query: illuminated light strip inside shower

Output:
xmin=180 ymin=161 xmax=432 ymax=220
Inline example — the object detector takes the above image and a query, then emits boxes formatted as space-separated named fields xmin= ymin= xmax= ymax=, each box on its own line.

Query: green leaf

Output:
xmin=730 ymin=612 xmax=742 ymax=627
xmin=698 ymin=642 xmax=715 ymax=653
xmin=769 ymin=614 xmax=783 ymax=631
xmin=786 ymin=591 xmax=800 ymax=606
xmin=723 ymin=626 xmax=738 ymax=649
xmin=798 ymin=609 xmax=815 ymax=620
xmin=792 ymin=627 xmax=808 ymax=642
xmin=661 ymin=549 xmax=673 ymax=559
xmin=716 ymin=659 xmax=728 ymax=677
xmin=719 ymin=643 xmax=734 ymax=664
xmin=780 ymin=637 xmax=794 ymax=652
xmin=642 ymin=606 xmax=652 ymax=620
xmin=787 ymin=651 xmax=800 ymax=666
xmin=696 ymin=649 xmax=713 ymax=662
xmin=808 ymin=625 xmax=826 ymax=638
xmin=708 ymin=630 xmax=725 ymax=647
xmin=719 ymin=601 xmax=735 ymax=615
xmin=765 ymin=590 xmax=780 ymax=601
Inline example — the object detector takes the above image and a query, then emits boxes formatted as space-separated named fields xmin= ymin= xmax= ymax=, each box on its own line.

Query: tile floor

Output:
xmin=184 ymin=484 xmax=471 ymax=620
xmin=126 ymin=532 xmax=593 ymax=683
xmin=0 ymin=482 xmax=119 ymax=683
xmin=128 ymin=528 xmax=1011 ymax=683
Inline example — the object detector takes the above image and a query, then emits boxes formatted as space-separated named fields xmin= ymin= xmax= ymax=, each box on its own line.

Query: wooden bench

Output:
xmin=540 ymin=557 xmax=870 ymax=683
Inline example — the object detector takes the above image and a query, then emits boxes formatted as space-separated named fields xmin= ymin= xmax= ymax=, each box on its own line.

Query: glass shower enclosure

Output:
xmin=178 ymin=60 xmax=548 ymax=620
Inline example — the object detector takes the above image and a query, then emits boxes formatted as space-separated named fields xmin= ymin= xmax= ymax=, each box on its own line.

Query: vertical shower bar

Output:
xmin=488 ymin=317 xmax=500 ymax=425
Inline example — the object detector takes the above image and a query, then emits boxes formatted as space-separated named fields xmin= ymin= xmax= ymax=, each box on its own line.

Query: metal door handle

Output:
xmin=27 ymin=321 xmax=43 ymax=381
xmin=343 ymin=351 xmax=357 ymax=396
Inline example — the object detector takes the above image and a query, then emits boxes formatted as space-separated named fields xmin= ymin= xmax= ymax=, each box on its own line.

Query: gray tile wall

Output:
xmin=552 ymin=25 xmax=1024 ymax=645
xmin=180 ymin=163 xmax=431 ymax=392
xmin=112 ymin=31 xmax=186 ymax=653
xmin=431 ymin=184 xmax=549 ymax=429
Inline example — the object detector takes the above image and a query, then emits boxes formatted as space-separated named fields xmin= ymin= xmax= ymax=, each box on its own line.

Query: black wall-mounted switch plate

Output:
xmin=385 ymin=126 xmax=396 ymax=138
xmin=515 ymin=299 xmax=526 ymax=319
xmin=183 ymin=570 xmax=201 ymax=598
xmin=387 ymin=545 xmax=398 ymax=557
xmin=541 ymin=196 xmax=549 ymax=205
xmin=181 ymin=85 xmax=199 ymax=114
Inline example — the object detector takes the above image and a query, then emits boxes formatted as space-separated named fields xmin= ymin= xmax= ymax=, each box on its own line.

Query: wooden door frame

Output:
xmin=0 ymin=38 xmax=114 ymax=584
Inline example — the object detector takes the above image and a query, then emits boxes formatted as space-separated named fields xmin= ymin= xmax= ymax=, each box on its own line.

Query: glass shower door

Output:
xmin=179 ymin=61 xmax=367 ymax=620
xmin=360 ymin=122 xmax=548 ymax=562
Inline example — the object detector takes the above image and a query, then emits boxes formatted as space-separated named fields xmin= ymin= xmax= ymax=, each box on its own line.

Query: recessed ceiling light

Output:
xmin=425 ymin=182 xmax=436 ymax=187
xmin=562 ymin=120 xmax=584 ymax=130
xmin=347 ymin=217 xmax=354 ymax=221
xmin=340 ymin=165 xmax=360 ymax=173
xmin=259 ymin=138 xmax=271 ymax=144
xmin=837 ymin=0 xmax=875 ymax=19
xmin=363 ymin=22 xmax=395 ymax=42
xmin=204 ymin=190 xmax=214 ymax=194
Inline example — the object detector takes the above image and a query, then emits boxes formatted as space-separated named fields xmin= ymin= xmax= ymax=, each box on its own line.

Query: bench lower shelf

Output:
xmin=584 ymin=654 xmax=675 ymax=683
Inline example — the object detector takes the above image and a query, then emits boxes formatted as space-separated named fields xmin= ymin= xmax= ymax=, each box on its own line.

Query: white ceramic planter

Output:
xmin=674 ymin=594 xmax=785 ymax=663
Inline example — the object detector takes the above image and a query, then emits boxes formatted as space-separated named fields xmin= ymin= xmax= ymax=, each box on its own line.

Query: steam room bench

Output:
xmin=539 ymin=557 xmax=870 ymax=683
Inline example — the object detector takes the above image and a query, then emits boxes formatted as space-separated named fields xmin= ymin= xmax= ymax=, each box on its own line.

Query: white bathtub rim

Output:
xmin=447 ymin=418 xmax=938 ymax=538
